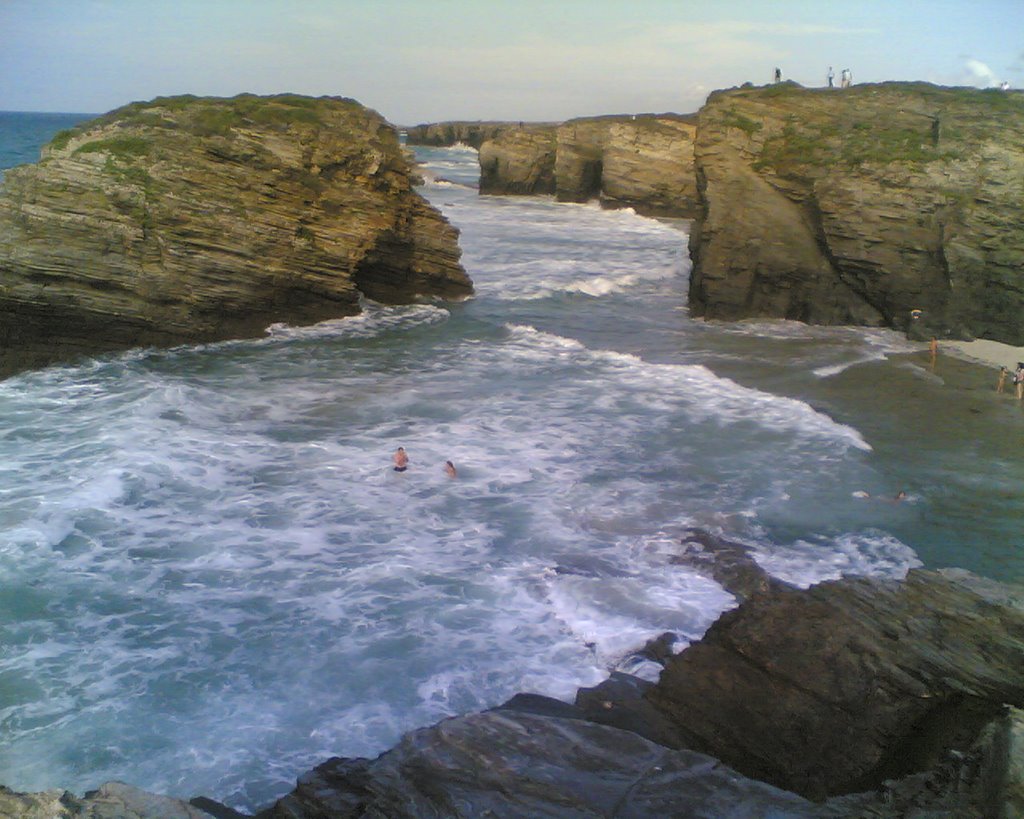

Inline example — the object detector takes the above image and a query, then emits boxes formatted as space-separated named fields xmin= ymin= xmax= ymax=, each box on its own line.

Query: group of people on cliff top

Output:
xmin=773 ymin=67 xmax=852 ymax=88
xmin=826 ymin=67 xmax=852 ymax=88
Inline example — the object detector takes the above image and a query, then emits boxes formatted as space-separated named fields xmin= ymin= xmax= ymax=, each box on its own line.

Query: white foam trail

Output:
xmin=503 ymin=324 xmax=871 ymax=451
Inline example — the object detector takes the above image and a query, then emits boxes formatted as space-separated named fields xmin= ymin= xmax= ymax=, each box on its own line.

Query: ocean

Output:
xmin=1 ymin=114 xmax=1022 ymax=812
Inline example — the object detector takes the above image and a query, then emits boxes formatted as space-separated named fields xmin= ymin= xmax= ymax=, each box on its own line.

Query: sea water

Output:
xmin=1 ymin=121 xmax=1022 ymax=811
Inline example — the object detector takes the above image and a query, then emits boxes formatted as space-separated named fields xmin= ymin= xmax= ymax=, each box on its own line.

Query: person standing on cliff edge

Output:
xmin=774 ymin=67 xmax=782 ymax=83
xmin=827 ymin=66 xmax=835 ymax=88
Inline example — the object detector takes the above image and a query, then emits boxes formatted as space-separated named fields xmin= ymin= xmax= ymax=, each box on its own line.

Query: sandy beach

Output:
xmin=943 ymin=338 xmax=1024 ymax=371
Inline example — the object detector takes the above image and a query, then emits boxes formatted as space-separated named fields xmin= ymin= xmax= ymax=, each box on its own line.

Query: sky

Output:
xmin=1 ymin=0 xmax=1021 ymax=124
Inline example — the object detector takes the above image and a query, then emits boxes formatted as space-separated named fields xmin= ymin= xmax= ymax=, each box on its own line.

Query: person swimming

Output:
xmin=444 ymin=460 xmax=457 ymax=478
xmin=393 ymin=447 xmax=409 ymax=472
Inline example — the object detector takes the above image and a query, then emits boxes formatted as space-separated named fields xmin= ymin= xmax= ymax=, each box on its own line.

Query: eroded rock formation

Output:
xmin=688 ymin=82 xmax=1024 ymax=343
xmin=555 ymin=114 xmax=698 ymax=216
xmin=0 ymin=94 xmax=472 ymax=378
xmin=478 ymin=128 xmax=557 ymax=195
xmin=410 ymin=115 xmax=699 ymax=217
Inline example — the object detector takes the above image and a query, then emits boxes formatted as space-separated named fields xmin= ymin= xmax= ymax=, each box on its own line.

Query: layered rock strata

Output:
xmin=555 ymin=114 xmax=698 ymax=216
xmin=649 ymin=568 xmax=1024 ymax=802
xmin=478 ymin=128 xmax=557 ymax=194
xmin=0 ymin=94 xmax=471 ymax=378
xmin=253 ymin=569 xmax=1024 ymax=817
xmin=688 ymin=82 xmax=1024 ymax=343
xmin=409 ymin=115 xmax=699 ymax=217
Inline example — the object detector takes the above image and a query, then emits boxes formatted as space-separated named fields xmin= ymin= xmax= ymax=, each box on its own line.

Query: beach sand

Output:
xmin=944 ymin=339 xmax=1024 ymax=371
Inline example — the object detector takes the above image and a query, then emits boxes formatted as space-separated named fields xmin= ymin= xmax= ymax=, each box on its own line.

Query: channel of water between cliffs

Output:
xmin=0 ymin=141 xmax=1022 ymax=812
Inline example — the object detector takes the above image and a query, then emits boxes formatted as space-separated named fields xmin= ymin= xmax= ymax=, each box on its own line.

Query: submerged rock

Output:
xmin=688 ymin=82 xmax=1024 ymax=343
xmin=0 ymin=94 xmax=472 ymax=378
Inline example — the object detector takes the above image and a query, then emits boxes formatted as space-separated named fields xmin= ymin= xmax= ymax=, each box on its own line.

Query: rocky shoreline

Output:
xmin=6 ymin=552 xmax=1024 ymax=817
xmin=412 ymin=82 xmax=1024 ymax=345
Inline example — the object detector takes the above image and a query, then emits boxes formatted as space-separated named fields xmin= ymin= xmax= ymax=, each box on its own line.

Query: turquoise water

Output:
xmin=0 ymin=111 xmax=93 ymax=180
xmin=0 ymin=122 xmax=1021 ymax=811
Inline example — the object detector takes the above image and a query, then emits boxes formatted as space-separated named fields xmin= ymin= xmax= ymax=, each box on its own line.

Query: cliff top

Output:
xmin=703 ymin=81 xmax=1024 ymax=171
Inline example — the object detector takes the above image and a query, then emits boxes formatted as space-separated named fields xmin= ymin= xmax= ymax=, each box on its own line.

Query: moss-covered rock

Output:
xmin=0 ymin=94 xmax=472 ymax=378
xmin=688 ymin=82 xmax=1024 ymax=343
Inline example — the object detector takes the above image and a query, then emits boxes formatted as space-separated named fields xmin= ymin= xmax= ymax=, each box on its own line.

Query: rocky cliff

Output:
xmin=688 ymin=82 xmax=1024 ymax=343
xmin=255 ymin=567 xmax=1024 ymax=816
xmin=478 ymin=127 xmax=558 ymax=194
xmin=404 ymin=121 xmax=547 ymax=150
xmin=410 ymin=115 xmax=699 ymax=217
xmin=555 ymin=114 xmax=698 ymax=216
xmin=478 ymin=114 xmax=699 ymax=217
xmin=0 ymin=94 xmax=471 ymax=378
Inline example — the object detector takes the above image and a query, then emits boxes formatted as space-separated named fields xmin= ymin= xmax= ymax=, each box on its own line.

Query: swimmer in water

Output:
xmin=444 ymin=460 xmax=457 ymax=478
xmin=393 ymin=447 xmax=409 ymax=472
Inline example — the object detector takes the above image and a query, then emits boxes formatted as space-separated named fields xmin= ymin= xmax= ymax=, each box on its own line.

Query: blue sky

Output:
xmin=1 ymin=0 xmax=1021 ymax=122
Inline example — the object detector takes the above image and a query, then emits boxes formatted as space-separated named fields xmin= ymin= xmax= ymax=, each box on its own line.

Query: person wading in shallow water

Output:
xmin=997 ymin=366 xmax=1008 ymax=394
xmin=393 ymin=447 xmax=409 ymax=472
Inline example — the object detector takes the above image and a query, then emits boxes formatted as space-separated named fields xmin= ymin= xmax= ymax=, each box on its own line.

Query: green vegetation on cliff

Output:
xmin=690 ymin=81 xmax=1024 ymax=343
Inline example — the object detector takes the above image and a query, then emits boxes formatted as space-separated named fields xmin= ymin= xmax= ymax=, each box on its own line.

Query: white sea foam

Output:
xmin=753 ymin=531 xmax=923 ymax=588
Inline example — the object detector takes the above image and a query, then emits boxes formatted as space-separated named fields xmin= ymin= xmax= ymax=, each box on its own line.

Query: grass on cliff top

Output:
xmin=73 ymin=135 xmax=151 ymax=159
xmin=47 ymin=93 xmax=363 ymax=150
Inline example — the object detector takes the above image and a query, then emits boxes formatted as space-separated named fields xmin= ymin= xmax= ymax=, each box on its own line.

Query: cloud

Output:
xmin=963 ymin=58 xmax=999 ymax=87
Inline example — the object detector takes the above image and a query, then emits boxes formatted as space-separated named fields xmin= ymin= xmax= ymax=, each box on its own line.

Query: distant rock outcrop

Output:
xmin=555 ymin=114 xmax=698 ymax=216
xmin=478 ymin=128 xmax=557 ymax=195
xmin=404 ymin=121 xmax=549 ymax=150
xmin=0 ymin=94 xmax=472 ymax=378
xmin=409 ymin=115 xmax=700 ymax=217
xmin=688 ymin=82 xmax=1024 ymax=344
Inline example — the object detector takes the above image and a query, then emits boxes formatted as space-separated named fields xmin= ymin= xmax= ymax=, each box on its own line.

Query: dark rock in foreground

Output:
xmin=258 ymin=711 xmax=828 ymax=818
xmin=688 ymin=82 xmax=1024 ymax=344
xmin=0 ymin=94 xmax=472 ymax=379
xmin=648 ymin=568 xmax=1024 ymax=801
